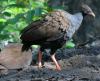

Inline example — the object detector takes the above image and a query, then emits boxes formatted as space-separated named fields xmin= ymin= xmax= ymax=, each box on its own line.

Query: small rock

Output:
xmin=0 ymin=43 xmax=32 ymax=75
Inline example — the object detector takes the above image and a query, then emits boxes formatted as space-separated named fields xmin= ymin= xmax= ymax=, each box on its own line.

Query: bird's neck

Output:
xmin=81 ymin=11 xmax=87 ymax=18
xmin=65 ymin=13 xmax=83 ymax=39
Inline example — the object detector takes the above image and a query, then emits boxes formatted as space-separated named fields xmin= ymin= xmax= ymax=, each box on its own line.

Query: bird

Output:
xmin=0 ymin=44 xmax=32 ymax=74
xmin=20 ymin=4 xmax=95 ymax=71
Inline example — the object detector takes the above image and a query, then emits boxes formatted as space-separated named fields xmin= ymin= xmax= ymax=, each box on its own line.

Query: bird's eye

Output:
xmin=87 ymin=11 xmax=91 ymax=13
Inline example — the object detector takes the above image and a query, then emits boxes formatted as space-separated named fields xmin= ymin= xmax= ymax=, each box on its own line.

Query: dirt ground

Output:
xmin=0 ymin=46 xmax=100 ymax=81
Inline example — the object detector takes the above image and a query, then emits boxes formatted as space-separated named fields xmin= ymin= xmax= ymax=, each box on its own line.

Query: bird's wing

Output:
xmin=20 ymin=10 xmax=71 ymax=42
xmin=20 ymin=19 xmax=47 ymax=41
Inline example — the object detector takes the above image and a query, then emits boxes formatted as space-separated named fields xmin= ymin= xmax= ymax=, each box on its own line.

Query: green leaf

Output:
xmin=34 ymin=1 xmax=44 ymax=8
xmin=8 ymin=4 xmax=26 ymax=8
xmin=0 ymin=22 xmax=6 ymax=31
xmin=3 ymin=12 xmax=11 ymax=17
xmin=0 ymin=18 xmax=6 ymax=22
xmin=34 ymin=8 xmax=42 ymax=16
xmin=31 ymin=1 xmax=44 ymax=9
xmin=65 ymin=41 xmax=75 ymax=48
xmin=26 ymin=9 xmax=35 ymax=23
xmin=7 ymin=13 xmax=24 ymax=24
xmin=0 ymin=34 xmax=9 ymax=40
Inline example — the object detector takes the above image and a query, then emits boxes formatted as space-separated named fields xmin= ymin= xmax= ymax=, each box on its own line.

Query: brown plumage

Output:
xmin=20 ymin=4 xmax=95 ymax=70
xmin=21 ymin=10 xmax=70 ymax=50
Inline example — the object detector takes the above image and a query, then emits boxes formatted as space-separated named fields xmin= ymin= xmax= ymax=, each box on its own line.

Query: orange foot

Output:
xmin=51 ymin=54 xmax=61 ymax=71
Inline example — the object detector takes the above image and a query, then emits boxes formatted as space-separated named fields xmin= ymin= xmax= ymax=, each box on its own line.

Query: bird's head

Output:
xmin=81 ymin=4 xmax=95 ymax=18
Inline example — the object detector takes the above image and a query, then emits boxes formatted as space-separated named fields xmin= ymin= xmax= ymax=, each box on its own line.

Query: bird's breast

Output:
xmin=65 ymin=13 xmax=83 ymax=39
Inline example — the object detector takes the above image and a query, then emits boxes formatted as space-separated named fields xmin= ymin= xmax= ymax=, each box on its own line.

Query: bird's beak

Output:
xmin=89 ymin=12 xmax=95 ymax=18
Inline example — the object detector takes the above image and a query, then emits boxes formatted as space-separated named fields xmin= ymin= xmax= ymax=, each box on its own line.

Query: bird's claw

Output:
xmin=56 ymin=66 xmax=61 ymax=71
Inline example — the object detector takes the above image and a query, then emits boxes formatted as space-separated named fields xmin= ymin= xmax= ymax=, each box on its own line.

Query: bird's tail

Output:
xmin=21 ymin=44 xmax=31 ymax=52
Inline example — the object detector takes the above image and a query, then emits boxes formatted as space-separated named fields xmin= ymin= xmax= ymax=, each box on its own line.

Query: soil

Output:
xmin=0 ymin=46 xmax=100 ymax=81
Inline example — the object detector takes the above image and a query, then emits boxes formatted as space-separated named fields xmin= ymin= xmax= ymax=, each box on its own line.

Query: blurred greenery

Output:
xmin=65 ymin=39 xmax=75 ymax=48
xmin=0 ymin=0 xmax=49 ymax=43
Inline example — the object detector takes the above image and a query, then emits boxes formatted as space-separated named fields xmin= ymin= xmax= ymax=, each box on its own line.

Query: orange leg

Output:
xmin=38 ymin=50 xmax=43 ymax=68
xmin=51 ymin=54 xmax=61 ymax=71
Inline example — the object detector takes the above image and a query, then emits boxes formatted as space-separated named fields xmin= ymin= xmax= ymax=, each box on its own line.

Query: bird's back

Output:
xmin=20 ymin=10 xmax=71 ymax=44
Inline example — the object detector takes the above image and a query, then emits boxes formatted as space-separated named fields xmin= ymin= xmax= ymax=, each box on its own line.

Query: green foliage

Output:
xmin=0 ymin=0 xmax=49 ymax=43
xmin=65 ymin=39 xmax=75 ymax=48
